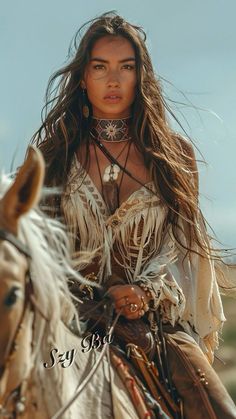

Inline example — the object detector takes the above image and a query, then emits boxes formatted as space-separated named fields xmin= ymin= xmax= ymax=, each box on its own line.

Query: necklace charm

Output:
xmin=103 ymin=164 xmax=120 ymax=182
xmin=92 ymin=137 xmax=132 ymax=215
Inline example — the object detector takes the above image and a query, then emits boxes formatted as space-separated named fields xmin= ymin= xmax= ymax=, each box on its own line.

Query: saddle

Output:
xmin=71 ymin=280 xmax=236 ymax=419
xmin=78 ymin=297 xmax=156 ymax=359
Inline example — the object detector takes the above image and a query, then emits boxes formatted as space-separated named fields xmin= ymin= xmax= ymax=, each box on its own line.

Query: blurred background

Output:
xmin=1 ymin=0 xmax=235 ymax=400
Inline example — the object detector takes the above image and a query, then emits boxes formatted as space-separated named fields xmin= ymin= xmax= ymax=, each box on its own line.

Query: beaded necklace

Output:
xmin=90 ymin=116 xmax=131 ymax=143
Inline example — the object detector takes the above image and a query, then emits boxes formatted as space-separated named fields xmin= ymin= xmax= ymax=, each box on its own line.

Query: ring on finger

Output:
xmin=129 ymin=303 xmax=138 ymax=313
xmin=125 ymin=296 xmax=129 ymax=305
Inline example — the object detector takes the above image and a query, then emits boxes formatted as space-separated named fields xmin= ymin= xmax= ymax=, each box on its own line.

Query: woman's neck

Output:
xmin=90 ymin=116 xmax=132 ymax=143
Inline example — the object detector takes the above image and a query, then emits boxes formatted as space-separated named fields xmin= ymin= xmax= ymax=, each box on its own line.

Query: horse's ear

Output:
xmin=0 ymin=146 xmax=45 ymax=234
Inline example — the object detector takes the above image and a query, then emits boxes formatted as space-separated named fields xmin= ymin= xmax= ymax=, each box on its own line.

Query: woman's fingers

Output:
xmin=108 ymin=285 xmax=136 ymax=299
xmin=108 ymin=284 xmax=149 ymax=319
xmin=114 ymin=299 xmax=146 ymax=319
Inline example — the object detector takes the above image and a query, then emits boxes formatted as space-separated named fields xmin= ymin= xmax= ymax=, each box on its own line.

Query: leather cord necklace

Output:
xmin=101 ymin=140 xmax=129 ymax=183
xmin=93 ymin=140 xmax=131 ymax=214
xmin=90 ymin=132 xmax=155 ymax=197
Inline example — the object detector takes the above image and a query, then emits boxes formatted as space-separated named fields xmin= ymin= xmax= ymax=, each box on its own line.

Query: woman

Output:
xmin=32 ymin=12 xmax=236 ymax=418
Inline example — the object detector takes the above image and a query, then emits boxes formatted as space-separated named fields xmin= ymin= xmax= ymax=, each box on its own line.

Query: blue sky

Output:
xmin=1 ymin=0 xmax=236 ymax=246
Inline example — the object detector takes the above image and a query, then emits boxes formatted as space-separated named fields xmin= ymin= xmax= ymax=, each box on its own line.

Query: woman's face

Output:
xmin=83 ymin=35 xmax=137 ymax=119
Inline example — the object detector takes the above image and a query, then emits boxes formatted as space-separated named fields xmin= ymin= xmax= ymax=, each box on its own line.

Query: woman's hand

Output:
xmin=108 ymin=284 xmax=150 ymax=320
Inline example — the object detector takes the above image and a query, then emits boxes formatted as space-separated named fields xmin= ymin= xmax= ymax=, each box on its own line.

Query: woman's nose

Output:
xmin=107 ymin=70 xmax=120 ymax=86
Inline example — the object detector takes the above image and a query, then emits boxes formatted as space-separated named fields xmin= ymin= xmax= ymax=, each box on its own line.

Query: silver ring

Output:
xmin=129 ymin=303 xmax=138 ymax=313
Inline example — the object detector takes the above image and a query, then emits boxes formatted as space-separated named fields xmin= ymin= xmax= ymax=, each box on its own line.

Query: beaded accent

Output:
xmin=62 ymin=153 xmax=227 ymax=357
xmin=137 ymin=281 xmax=159 ymax=311
xmin=91 ymin=116 xmax=132 ymax=142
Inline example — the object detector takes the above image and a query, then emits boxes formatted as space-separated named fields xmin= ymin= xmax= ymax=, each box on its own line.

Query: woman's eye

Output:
xmin=93 ymin=64 xmax=105 ymax=70
xmin=122 ymin=64 xmax=135 ymax=70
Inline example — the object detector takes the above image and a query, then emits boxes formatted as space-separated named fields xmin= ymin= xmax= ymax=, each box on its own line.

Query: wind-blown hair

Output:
xmin=31 ymin=11 xmax=212 ymax=255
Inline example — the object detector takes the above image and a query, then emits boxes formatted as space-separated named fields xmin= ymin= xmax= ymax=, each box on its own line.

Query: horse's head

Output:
xmin=0 ymin=147 xmax=93 ymax=418
xmin=0 ymin=147 xmax=45 ymax=408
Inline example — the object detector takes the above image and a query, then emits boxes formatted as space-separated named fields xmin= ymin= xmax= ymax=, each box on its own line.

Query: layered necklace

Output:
xmin=90 ymin=116 xmax=132 ymax=214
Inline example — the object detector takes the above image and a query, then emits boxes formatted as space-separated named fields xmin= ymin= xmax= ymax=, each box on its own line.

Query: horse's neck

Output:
xmin=0 ymin=306 xmax=34 ymax=403
xmin=28 ymin=319 xmax=82 ymax=418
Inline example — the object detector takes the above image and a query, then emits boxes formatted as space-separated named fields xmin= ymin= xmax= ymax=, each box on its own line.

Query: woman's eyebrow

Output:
xmin=90 ymin=57 xmax=136 ymax=63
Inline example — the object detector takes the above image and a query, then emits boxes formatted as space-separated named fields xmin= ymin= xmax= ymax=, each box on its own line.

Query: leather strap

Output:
xmin=0 ymin=229 xmax=31 ymax=258
xmin=90 ymin=133 xmax=155 ymax=196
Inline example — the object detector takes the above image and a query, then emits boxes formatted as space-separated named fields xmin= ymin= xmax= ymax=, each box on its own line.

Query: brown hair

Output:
xmin=31 ymin=11 xmax=212 ymax=256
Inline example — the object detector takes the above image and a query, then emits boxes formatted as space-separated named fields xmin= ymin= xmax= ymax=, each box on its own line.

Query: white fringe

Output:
xmin=61 ymin=155 xmax=230 ymax=357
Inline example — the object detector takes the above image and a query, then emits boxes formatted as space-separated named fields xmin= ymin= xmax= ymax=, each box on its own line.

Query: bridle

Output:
xmin=0 ymin=229 xmax=31 ymax=259
xmin=0 ymin=228 xmax=121 ymax=419
xmin=0 ymin=228 xmax=33 ymax=418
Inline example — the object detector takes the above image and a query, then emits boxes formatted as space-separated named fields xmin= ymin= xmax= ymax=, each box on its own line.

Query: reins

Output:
xmin=51 ymin=301 xmax=122 ymax=419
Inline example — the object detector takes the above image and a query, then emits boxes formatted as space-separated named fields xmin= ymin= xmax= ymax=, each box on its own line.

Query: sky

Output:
xmin=1 ymin=0 xmax=236 ymax=247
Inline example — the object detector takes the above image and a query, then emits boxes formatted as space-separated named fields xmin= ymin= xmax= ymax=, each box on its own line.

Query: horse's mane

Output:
xmin=0 ymin=174 xmax=90 ymax=413
xmin=0 ymin=175 xmax=89 ymax=372
xmin=21 ymin=207 xmax=80 ymax=324
xmin=0 ymin=174 xmax=83 ymax=327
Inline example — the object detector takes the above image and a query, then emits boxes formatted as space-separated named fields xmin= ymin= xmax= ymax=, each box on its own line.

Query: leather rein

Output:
xmin=0 ymin=229 xmax=31 ymax=259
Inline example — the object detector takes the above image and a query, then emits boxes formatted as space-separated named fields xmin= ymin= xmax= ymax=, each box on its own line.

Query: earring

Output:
xmin=82 ymin=89 xmax=90 ymax=119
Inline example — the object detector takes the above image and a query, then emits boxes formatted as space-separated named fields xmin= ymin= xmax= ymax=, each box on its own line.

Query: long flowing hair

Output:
xmin=31 ymin=11 xmax=216 ymax=256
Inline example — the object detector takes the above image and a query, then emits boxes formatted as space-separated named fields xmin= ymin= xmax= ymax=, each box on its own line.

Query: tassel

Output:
xmin=102 ymin=180 xmax=119 ymax=214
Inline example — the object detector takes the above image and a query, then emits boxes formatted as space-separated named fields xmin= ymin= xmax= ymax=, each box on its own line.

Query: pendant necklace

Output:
xmin=90 ymin=116 xmax=132 ymax=214
xmin=103 ymin=163 xmax=119 ymax=182
xmin=93 ymin=139 xmax=131 ymax=214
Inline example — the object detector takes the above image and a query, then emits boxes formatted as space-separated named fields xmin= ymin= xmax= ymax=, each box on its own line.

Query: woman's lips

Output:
xmin=104 ymin=95 xmax=122 ymax=103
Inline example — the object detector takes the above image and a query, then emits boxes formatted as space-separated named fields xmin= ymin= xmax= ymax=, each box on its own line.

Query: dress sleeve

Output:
xmin=134 ymin=213 xmax=228 ymax=360
xmin=133 ymin=224 xmax=186 ymax=326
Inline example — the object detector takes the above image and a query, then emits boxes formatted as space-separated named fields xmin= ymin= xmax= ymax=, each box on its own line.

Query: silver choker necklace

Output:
xmin=90 ymin=116 xmax=132 ymax=142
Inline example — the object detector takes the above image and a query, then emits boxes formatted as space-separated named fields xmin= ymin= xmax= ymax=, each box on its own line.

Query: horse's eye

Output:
xmin=4 ymin=286 xmax=22 ymax=307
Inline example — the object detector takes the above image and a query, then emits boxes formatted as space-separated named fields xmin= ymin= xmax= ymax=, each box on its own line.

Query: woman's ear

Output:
xmin=80 ymin=80 xmax=86 ymax=89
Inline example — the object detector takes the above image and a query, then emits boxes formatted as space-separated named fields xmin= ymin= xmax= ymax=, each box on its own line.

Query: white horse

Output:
xmin=0 ymin=147 xmax=147 ymax=419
